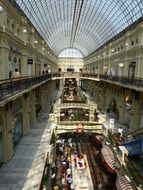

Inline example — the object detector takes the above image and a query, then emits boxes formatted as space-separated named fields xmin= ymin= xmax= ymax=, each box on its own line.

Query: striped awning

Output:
xmin=95 ymin=135 xmax=104 ymax=142
xmin=101 ymin=145 xmax=117 ymax=170
xmin=116 ymin=176 xmax=135 ymax=190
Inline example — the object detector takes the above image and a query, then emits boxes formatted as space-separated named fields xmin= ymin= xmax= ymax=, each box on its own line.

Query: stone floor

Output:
xmin=0 ymin=108 xmax=52 ymax=190
xmin=0 ymin=88 xmax=142 ymax=190
xmin=0 ymin=90 xmax=60 ymax=190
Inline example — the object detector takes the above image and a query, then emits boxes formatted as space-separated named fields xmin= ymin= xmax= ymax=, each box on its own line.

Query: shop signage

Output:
xmin=27 ymin=59 xmax=33 ymax=64
xmin=130 ymin=62 xmax=136 ymax=67
xmin=109 ymin=118 xmax=115 ymax=124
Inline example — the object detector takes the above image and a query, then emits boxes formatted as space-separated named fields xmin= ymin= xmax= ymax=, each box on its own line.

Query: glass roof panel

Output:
xmin=59 ymin=48 xmax=83 ymax=58
xmin=15 ymin=0 xmax=143 ymax=57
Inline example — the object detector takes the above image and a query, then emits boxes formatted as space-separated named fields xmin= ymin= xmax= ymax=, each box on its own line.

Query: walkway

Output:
xmin=71 ymin=155 xmax=94 ymax=190
xmin=55 ymin=133 xmax=116 ymax=190
xmin=0 ymin=88 xmax=60 ymax=190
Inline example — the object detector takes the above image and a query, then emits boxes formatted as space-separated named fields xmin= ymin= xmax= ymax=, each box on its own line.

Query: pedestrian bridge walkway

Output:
xmin=71 ymin=155 xmax=94 ymax=190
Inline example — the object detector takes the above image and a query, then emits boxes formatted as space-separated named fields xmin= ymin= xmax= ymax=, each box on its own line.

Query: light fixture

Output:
xmin=0 ymin=5 xmax=3 ymax=13
xmin=34 ymin=40 xmax=38 ymax=44
xmin=119 ymin=63 xmax=124 ymax=68
xmin=23 ymin=28 xmax=27 ymax=33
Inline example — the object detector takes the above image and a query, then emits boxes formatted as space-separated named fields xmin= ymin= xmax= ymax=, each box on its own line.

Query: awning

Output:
xmin=101 ymin=145 xmax=117 ymax=170
xmin=116 ymin=176 xmax=136 ymax=190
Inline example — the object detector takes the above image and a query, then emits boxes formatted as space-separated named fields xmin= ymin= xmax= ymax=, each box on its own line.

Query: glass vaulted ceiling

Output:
xmin=15 ymin=0 xmax=143 ymax=57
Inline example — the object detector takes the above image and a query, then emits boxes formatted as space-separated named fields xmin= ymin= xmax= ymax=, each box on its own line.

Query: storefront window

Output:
xmin=13 ymin=116 xmax=22 ymax=148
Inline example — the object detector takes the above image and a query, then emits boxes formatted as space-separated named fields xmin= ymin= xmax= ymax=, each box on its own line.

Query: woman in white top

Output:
xmin=12 ymin=68 xmax=21 ymax=78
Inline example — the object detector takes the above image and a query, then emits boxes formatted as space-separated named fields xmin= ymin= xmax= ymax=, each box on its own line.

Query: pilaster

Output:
xmin=22 ymin=95 xmax=30 ymax=135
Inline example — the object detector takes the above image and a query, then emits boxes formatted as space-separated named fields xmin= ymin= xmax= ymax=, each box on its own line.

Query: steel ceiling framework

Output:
xmin=15 ymin=0 xmax=143 ymax=57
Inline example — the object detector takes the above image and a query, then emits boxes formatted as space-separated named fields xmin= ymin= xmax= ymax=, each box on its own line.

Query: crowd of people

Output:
xmin=55 ymin=138 xmax=75 ymax=190
xmin=50 ymin=133 xmax=106 ymax=190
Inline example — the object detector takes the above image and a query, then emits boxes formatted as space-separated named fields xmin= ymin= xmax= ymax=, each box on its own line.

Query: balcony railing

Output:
xmin=0 ymin=73 xmax=60 ymax=102
xmin=100 ymin=75 xmax=143 ymax=87
xmin=1 ymin=72 xmax=143 ymax=102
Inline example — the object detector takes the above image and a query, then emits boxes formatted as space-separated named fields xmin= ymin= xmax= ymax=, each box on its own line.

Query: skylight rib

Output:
xmin=15 ymin=0 xmax=143 ymax=57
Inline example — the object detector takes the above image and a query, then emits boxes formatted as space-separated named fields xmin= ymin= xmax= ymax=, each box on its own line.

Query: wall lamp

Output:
xmin=23 ymin=28 xmax=27 ymax=33
xmin=0 ymin=5 xmax=3 ymax=13
xmin=119 ymin=63 xmax=124 ymax=68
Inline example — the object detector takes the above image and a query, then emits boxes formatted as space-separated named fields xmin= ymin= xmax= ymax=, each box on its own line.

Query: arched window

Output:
xmin=9 ymin=55 xmax=12 ymax=62
xmin=7 ymin=18 xmax=10 ymax=27
xmin=58 ymin=48 xmax=83 ymax=58
xmin=11 ymin=23 xmax=15 ymax=31
xmin=14 ymin=57 xmax=17 ymax=63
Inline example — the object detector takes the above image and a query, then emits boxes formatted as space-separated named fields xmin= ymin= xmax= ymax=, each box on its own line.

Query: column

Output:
xmin=3 ymin=106 xmax=14 ymax=162
xmin=22 ymin=95 xmax=30 ymax=135
xmin=30 ymin=90 xmax=36 ymax=124
xmin=0 ymin=3 xmax=7 ymax=26
xmin=40 ymin=86 xmax=47 ymax=110
xmin=22 ymin=50 xmax=28 ymax=76
xmin=0 ymin=39 xmax=9 ymax=79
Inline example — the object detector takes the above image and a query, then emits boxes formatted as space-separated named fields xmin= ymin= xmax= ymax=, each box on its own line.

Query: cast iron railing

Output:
xmin=1 ymin=72 xmax=143 ymax=102
xmin=0 ymin=73 xmax=60 ymax=101
xmin=100 ymin=74 xmax=143 ymax=87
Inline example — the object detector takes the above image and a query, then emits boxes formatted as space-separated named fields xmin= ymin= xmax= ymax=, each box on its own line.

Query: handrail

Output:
xmin=1 ymin=72 xmax=143 ymax=102
xmin=52 ymin=72 xmax=143 ymax=89
xmin=0 ymin=73 xmax=60 ymax=102
xmin=100 ymin=74 xmax=143 ymax=87
xmin=124 ymin=127 xmax=143 ymax=138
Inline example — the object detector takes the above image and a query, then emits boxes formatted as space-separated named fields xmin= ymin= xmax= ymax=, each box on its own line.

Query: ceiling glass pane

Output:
xmin=15 ymin=0 xmax=143 ymax=57
xmin=59 ymin=48 xmax=83 ymax=58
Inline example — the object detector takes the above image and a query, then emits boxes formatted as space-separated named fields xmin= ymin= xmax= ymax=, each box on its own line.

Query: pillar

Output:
xmin=22 ymin=95 xmax=30 ymax=135
xmin=3 ymin=105 xmax=14 ymax=162
xmin=30 ymin=90 xmax=36 ymax=125
xmin=40 ymin=85 xmax=47 ymax=110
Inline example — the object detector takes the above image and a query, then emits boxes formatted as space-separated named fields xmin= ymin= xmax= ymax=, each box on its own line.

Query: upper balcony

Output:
xmin=0 ymin=73 xmax=60 ymax=106
xmin=100 ymin=75 xmax=143 ymax=91
xmin=1 ymin=72 xmax=143 ymax=105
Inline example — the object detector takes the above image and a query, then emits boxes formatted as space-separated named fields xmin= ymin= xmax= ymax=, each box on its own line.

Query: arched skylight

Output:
xmin=59 ymin=48 xmax=83 ymax=58
xmin=15 ymin=0 xmax=143 ymax=57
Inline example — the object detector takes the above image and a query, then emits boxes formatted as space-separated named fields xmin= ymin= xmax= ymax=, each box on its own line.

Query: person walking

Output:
xmin=97 ymin=181 xmax=102 ymax=190
xmin=12 ymin=68 xmax=21 ymax=78
xmin=12 ymin=68 xmax=21 ymax=91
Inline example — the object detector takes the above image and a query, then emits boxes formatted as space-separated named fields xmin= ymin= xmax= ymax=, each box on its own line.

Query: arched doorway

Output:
xmin=12 ymin=99 xmax=23 ymax=149
xmin=109 ymin=100 xmax=119 ymax=118
xmin=110 ymin=100 xmax=116 ymax=113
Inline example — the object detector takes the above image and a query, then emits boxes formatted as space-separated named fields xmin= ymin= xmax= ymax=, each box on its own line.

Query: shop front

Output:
xmin=12 ymin=115 xmax=22 ymax=148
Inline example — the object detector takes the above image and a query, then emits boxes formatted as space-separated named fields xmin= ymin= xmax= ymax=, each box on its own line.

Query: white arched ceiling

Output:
xmin=15 ymin=0 xmax=143 ymax=57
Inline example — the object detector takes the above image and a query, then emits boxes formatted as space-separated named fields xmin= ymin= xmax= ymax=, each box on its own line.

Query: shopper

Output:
xmin=12 ymin=68 xmax=21 ymax=78
xmin=97 ymin=181 xmax=102 ymax=190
